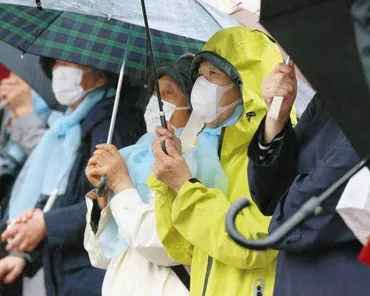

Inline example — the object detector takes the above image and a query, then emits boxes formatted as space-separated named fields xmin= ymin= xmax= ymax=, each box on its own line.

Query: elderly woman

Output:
xmin=0 ymin=58 xmax=145 ymax=296
xmin=83 ymin=53 xmax=194 ymax=296
xmin=149 ymin=27 xmax=297 ymax=296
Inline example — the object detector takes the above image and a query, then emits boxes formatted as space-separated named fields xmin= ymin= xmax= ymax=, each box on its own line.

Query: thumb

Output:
xmin=167 ymin=121 xmax=175 ymax=135
xmin=165 ymin=140 xmax=179 ymax=158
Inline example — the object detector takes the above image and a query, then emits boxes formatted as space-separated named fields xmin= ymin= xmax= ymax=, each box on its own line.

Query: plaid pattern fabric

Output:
xmin=0 ymin=4 xmax=204 ymax=79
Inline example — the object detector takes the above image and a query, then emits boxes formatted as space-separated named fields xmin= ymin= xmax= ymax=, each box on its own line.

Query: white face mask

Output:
xmin=52 ymin=66 xmax=91 ymax=106
xmin=191 ymin=76 xmax=242 ymax=123
xmin=144 ymin=95 xmax=190 ymax=133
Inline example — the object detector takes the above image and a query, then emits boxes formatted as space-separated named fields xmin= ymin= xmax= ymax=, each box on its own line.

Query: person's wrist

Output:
xmin=172 ymin=173 xmax=192 ymax=193
xmin=112 ymin=179 xmax=133 ymax=195
xmin=264 ymin=116 xmax=288 ymax=144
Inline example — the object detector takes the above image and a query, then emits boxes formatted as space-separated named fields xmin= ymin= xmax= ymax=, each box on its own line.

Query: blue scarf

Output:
xmin=97 ymin=105 xmax=244 ymax=259
xmin=9 ymin=88 xmax=115 ymax=219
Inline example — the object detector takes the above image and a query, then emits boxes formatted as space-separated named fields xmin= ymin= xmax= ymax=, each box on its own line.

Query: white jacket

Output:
xmin=84 ymin=188 xmax=190 ymax=296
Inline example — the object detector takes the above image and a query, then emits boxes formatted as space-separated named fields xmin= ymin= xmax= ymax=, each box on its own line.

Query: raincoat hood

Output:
xmin=149 ymin=26 xmax=299 ymax=296
xmin=191 ymin=26 xmax=293 ymax=151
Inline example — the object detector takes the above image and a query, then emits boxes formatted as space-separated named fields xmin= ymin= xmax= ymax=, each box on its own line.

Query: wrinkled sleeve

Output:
xmin=148 ymin=174 xmax=194 ymax=265
xmin=269 ymin=138 xmax=360 ymax=252
xmin=170 ymin=180 xmax=277 ymax=269
xmin=84 ymin=197 xmax=112 ymax=270
xmin=110 ymin=188 xmax=180 ymax=266
xmin=44 ymin=201 xmax=87 ymax=250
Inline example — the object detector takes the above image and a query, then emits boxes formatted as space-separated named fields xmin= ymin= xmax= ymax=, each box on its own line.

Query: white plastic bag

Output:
xmin=337 ymin=167 xmax=370 ymax=245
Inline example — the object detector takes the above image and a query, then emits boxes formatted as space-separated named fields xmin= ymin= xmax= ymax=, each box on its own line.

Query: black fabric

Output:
xmin=171 ymin=265 xmax=190 ymax=291
xmin=260 ymin=0 xmax=370 ymax=162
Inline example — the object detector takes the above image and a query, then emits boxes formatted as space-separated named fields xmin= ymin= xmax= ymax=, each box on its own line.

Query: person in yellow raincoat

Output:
xmin=148 ymin=26 xmax=297 ymax=296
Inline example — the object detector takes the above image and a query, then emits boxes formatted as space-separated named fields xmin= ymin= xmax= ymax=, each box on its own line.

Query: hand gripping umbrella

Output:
xmin=225 ymin=0 xmax=370 ymax=250
xmin=97 ymin=0 xmax=171 ymax=196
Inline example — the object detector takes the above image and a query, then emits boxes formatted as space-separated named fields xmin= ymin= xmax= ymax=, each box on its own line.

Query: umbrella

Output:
xmin=0 ymin=4 xmax=206 ymax=80
xmin=226 ymin=0 xmax=370 ymax=250
xmin=0 ymin=41 xmax=62 ymax=110
xmin=2 ymin=0 xmax=238 ymax=42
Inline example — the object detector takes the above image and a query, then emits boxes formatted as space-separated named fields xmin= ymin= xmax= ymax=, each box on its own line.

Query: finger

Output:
xmin=0 ymin=77 xmax=17 ymax=86
xmin=0 ymin=260 xmax=10 ymax=280
xmin=166 ymin=121 xmax=175 ymax=135
xmin=165 ymin=140 xmax=180 ymax=158
xmin=96 ymin=144 xmax=118 ymax=156
xmin=6 ymin=234 xmax=24 ymax=251
xmin=269 ymin=79 xmax=295 ymax=95
xmin=18 ymin=240 xmax=29 ymax=253
xmin=265 ymin=88 xmax=292 ymax=100
xmin=3 ymin=265 xmax=22 ymax=284
xmin=272 ymin=63 xmax=295 ymax=79
xmin=89 ymin=155 xmax=108 ymax=167
xmin=155 ymin=126 xmax=173 ymax=138
xmin=1 ymin=224 xmax=20 ymax=241
xmin=87 ymin=167 xmax=105 ymax=176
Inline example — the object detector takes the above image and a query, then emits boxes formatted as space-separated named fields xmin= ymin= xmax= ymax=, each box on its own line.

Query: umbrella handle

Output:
xmin=226 ymin=157 xmax=370 ymax=250
xmin=160 ymin=113 xmax=168 ymax=154
xmin=97 ymin=174 xmax=108 ymax=197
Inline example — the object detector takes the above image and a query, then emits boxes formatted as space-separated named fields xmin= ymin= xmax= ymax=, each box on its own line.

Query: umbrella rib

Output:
xmin=193 ymin=0 xmax=224 ymax=29
xmin=23 ymin=10 xmax=63 ymax=54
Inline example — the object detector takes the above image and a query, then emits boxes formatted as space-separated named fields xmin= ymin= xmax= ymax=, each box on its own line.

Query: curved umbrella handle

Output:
xmin=225 ymin=197 xmax=319 ymax=250
xmin=226 ymin=157 xmax=370 ymax=250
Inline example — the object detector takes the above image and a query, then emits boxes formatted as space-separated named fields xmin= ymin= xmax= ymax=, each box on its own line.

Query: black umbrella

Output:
xmin=0 ymin=41 xmax=63 ymax=111
xmin=226 ymin=0 xmax=370 ymax=250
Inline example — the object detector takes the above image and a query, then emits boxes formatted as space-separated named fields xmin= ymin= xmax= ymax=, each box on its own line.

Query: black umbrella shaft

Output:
xmin=140 ymin=0 xmax=167 ymax=130
xmin=225 ymin=156 xmax=370 ymax=250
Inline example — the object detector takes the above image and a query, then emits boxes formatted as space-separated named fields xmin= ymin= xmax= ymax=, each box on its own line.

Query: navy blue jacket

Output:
xmin=26 ymin=89 xmax=145 ymax=296
xmin=248 ymin=96 xmax=370 ymax=296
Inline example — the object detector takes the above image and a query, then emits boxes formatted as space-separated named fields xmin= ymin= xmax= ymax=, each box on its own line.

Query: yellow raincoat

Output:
xmin=148 ymin=27 xmax=297 ymax=296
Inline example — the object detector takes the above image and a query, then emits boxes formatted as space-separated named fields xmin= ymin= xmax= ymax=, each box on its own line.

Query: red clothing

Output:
xmin=359 ymin=240 xmax=370 ymax=266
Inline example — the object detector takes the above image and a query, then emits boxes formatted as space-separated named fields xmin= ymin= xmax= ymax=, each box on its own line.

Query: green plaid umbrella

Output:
xmin=0 ymin=4 xmax=205 ymax=79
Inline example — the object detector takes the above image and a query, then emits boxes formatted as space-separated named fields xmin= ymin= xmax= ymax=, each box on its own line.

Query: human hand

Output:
xmin=86 ymin=144 xmax=133 ymax=196
xmin=0 ymin=256 xmax=26 ymax=284
xmin=151 ymin=135 xmax=192 ymax=192
xmin=0 ymin=74 xmax=33 ymax=118
xmin=261 ymin=62 xmax=297 ymax=143
xmin=1 ymin=209 xmax=46 ymax=253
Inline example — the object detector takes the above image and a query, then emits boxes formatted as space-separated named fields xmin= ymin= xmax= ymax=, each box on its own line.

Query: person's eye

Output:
xmin=198 ymin=73 xmax=203 ymax=78
xmin=209 ymin=70 xmax=217 ymax=76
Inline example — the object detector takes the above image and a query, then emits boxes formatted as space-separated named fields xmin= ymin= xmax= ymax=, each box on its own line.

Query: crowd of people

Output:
xmin=0 ymin=25 xmax=368 ymax=296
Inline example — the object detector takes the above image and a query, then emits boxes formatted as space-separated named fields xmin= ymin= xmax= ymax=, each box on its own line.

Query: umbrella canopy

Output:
xmin=260 ymin=0 xmax=370 ymax=159
xmin=2 ymin=0 xmax=238 ymax=42
xmin=0 ymin=41 xmax=61 ymax=110
xmin=0 ymin=4 xmax=206 ymax=79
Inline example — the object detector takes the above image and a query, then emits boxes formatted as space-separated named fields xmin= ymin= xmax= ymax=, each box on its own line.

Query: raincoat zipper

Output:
xmin=201 ymin=127 xmax=226 ymax=296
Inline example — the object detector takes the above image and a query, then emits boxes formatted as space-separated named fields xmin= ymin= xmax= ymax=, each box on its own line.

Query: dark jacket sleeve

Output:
xmin=44 ymin=201 xmax=87 ymax=249
xmin=248 ymin=120 xmax=298 ymax=215
xmin=42 ymin=120 xmax=117 ymax=250
xmin=248 ymin=97 xmax=319 ymax=216
xmin=269 ymin=135 xmax=359 ymax=252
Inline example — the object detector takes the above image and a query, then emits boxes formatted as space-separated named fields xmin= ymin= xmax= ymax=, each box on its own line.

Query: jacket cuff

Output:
xmin=86 ymin=196 xmax=112 ymax=237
